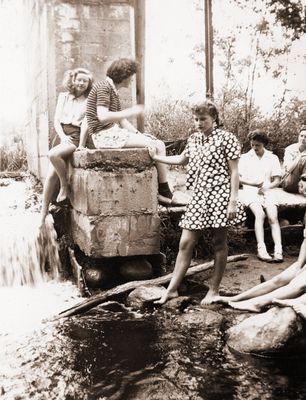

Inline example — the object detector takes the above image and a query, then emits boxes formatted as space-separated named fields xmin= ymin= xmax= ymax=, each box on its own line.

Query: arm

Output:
xmin=54 ymin=93 xmax=72 ymax=142
xmin=119 ymin=117 xmax=138 ymax=133
xmin=259 ymin=176 xmax=281 ymax=191
xmin=239 ymin=176 xmax=264 ymax=187
xmin=149 ymin=146 xmax=188 ymax=166
xmin=228 ymin=158 xmax=239 ymax=218
xmin=97 ymin=105 xmax=144 ymax=127
xmin=77 ymin=117 xmax=89 ymax=149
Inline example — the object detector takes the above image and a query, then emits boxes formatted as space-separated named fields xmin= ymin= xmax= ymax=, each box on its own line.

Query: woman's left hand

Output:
xmin=227 ymin=200 xmax=237 ymax=220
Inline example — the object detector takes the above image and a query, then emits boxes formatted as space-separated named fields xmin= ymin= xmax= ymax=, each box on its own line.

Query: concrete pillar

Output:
xmin=69 ymin=148 xmax=160 ymax=258
xmin=23 ymin=0 xmax=135 ymax=181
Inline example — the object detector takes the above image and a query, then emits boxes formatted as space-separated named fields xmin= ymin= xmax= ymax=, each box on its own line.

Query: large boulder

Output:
xmin=226 ymin=306 xmax=306 ymax=357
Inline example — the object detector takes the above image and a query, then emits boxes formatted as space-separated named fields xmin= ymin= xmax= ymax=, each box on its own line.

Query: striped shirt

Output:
xmin=86 ymin=77 xmax=121 ymax=134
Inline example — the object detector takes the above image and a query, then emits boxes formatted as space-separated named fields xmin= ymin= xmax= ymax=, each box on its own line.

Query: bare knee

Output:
xmin=253 ymin=208 xmax=265 ymax=223
xmin=179 ymin=236 xmax=197 ymax=254
xmin=48 ymin=148 xmax=58 ymax=162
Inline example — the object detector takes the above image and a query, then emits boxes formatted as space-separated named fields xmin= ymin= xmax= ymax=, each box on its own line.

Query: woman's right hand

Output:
xmin=129 ymin=104 xmax=145 ymax=117
xmin=60 ymin=135 xmax=74 ymax=145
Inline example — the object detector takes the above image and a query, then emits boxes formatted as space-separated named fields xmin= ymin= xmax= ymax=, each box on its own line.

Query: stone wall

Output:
xmin=70 ymin=148 xmax=160 ymax=258
xmin=24 ymin=0 xmax=134 ymax=181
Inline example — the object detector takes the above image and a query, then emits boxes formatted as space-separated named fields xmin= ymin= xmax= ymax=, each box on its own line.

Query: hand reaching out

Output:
xmin=148 ymin=145 xmax=157 ymax=159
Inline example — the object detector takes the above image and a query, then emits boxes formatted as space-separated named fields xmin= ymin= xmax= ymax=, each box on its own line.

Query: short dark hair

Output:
xmin=300 ymin=125 xmax=306 ymax=132
xmin=248 ymin=130 xmax=269 ymax=146
xmin=106 ymin=58 xmax=138 ymax=84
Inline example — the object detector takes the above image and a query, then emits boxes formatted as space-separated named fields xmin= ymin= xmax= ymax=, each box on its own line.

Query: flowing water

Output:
xmin=1 ymin=178 xmax=306 ymax=400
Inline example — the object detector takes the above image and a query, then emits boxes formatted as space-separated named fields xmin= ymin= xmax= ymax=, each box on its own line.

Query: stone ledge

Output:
xmin=71 ymin=210 xmax=160 ymax=258
xmin=71 ymin=148 xmax=153 ymax=171
xmin=70 ymin=167 xmax=158 ymax=216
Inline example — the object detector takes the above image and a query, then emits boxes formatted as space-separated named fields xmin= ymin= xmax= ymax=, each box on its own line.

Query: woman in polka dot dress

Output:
xmin=149 ymin=99 xmax=245 ymax=305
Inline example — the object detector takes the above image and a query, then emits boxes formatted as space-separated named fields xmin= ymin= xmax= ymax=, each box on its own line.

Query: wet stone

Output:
xmin=178 ymin=308 xmax=224 ymax=328
xmin=226 ymin=306 xmax=306 ymax=357
xmin=126 ymin=285 xmax=167 ymax=309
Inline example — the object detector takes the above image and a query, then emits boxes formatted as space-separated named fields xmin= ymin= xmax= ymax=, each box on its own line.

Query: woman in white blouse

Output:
xmin=40 ymin=68 xmax=93 ymax=225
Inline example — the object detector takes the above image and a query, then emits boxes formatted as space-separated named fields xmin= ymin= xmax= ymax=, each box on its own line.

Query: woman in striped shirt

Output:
xmin=86 ymin=58 xmax=178 ymax=205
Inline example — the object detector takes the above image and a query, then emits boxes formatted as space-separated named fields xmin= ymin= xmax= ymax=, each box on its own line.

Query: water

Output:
xmin=1 ymin=178 xmax=306 ymax=399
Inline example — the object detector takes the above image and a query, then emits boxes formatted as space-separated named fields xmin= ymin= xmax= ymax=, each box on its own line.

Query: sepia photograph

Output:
xmin=1 ymin=0 xmax=306 ymax=399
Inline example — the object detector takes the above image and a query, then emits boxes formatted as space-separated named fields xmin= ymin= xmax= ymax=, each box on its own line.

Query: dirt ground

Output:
xmin=216 ymin=253 xmax=298 ymax=296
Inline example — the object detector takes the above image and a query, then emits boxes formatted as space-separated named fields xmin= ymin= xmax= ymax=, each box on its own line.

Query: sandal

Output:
xmin=273 ymin=252 xmax=284 ymax=263
xmin=257 ymin=249 xmax=273 ymax=263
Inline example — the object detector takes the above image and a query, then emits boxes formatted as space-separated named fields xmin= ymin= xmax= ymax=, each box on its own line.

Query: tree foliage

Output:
xmin=233 ymin=0 xmax=306 ymax=40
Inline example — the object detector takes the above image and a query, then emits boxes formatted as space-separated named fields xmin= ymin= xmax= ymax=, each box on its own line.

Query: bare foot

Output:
xmin=292 ymin=304 xmax=306 ymax=320
xmin=56 ymin=186 xmax=69 ymax=203
xmin=228 ymin=299 xmax=261 ymax=312
xmin=200 ymin=289 xmax=219 ymax=306
xmin=211 ymin=295 xmax=233 ymax=304
xmin=154 ymin=290 xmax=178 ymax=305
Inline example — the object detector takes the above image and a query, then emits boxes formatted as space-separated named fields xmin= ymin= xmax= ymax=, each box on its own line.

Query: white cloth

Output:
xmin=55 ymin=92 xmax=87 ymax=127
xmin=239 ymin=149 xmax=282 ymax=207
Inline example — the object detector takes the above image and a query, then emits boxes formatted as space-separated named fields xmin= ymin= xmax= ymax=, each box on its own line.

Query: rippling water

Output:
xmin=1 ymin=179 xmax=306 ymax=400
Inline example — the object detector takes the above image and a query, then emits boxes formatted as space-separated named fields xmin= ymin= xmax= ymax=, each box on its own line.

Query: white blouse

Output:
xmin=55 ymin=92 xmax=87 ymax=127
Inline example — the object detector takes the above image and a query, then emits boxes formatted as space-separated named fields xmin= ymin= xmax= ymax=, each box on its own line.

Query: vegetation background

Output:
xmin=0 ymin=0 xmax=305 ymax=170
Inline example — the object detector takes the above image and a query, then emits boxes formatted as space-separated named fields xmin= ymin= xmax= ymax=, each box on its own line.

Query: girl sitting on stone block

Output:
xmin=40 ymin=67 xmax=94 ymax=225
xmin=86 ymin=58 xmax=183 ymax=206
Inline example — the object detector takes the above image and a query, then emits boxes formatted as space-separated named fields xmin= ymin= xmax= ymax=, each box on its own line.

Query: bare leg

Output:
xmin=214 ymin=261 xmax=300 ymax=304
xmin=228 ymin=268 xmax=306 ymax=312
xmin=249 ymin=202 xmax=272 ymax=261
xmin=124 ymin=133 xmax=168 ymax=183
xmin=154 ymin=229 xmax=201 ymax=305
xmin=272 ymin=292 xmax=306 ymax=310
xmin=48 ymin=142 xmax=76 ymax=202
xmin=265 ymin=204 xmax=282 ymax=260
xmin=40 ymin=166 xmax=59 ymax=226
xmin=201 ymin=227 xmax=228 ymax=305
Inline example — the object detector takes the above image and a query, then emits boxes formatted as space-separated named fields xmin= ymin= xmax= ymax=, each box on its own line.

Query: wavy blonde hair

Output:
xmin=62 ymin=68 xmax=93 ymax=97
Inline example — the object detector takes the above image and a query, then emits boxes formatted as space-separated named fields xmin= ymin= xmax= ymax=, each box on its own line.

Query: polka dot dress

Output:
xmin=180 ymin=127 xmax=246 ymax=230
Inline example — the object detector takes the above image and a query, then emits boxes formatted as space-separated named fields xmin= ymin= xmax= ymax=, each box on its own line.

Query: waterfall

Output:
xmin=0 ymin=213 xmax=61 ymax=287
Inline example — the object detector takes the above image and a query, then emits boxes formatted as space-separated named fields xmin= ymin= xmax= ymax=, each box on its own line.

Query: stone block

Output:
xmin=69 ymin=167 xmax=158 ymax=216
xmin=71 ymin=210 xmax=160 ymax=258
xmin=71 ymin=148 xmax=153 ymax=170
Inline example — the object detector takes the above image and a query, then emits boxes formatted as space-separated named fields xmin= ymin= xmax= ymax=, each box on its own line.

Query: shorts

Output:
xmin=51 ymin=124 xmax=80 ymax=148
xmin=239 ymin=186 xmax=278 ymax=208
xmin=92 ymin=124 xmax=130 ymax=149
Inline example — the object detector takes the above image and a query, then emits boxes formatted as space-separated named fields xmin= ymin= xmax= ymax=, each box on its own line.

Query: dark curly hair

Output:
xmin=106 ymin=58 xmax=138 ymax=84
xmin=191 ymin=99 xmax=221 ymax=127
xmin=62 ymin=68 xmax=93 ymax=97
xmin=248 ymin=130 xmax=269 ymax=146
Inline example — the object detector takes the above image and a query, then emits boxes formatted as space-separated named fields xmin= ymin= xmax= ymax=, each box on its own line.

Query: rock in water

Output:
xmin=126 ymin=285 xmax=167 ymax=309
xmin=119 ymin=258 xmax=153 ymax=281
xmin=84 ymin=267 xmax=108 ymax=288
xmin=226 ymin=307 xmax=306 ymax=357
